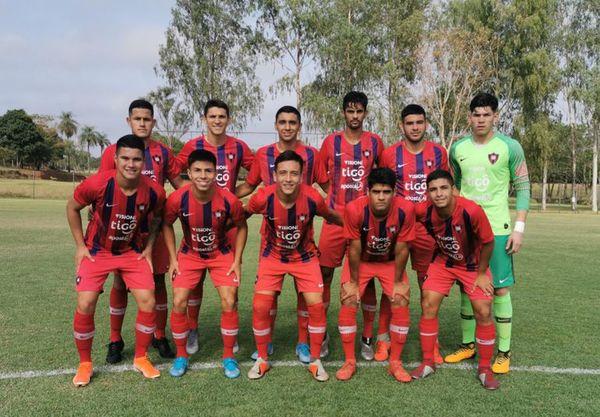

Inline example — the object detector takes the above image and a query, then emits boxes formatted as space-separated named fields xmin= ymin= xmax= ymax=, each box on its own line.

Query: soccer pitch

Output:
xmin=1 ymin=198 xmax=599 ymax=416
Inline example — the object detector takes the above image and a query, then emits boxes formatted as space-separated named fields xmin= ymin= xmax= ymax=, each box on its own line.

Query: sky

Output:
xmin=0 ymin=0 xmax=292 ymax=150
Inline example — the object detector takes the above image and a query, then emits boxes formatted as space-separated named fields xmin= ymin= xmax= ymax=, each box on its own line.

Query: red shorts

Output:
xmin=255 ymin=256 xmax=323 ymax=293
xmin=173 ymin=251 xmax=239 ymax=289
xmin=76 ymin=250 xmax=154 ymax=292
xmin=340 ymin=259 xmax=408 ymax=297
xmin=422 ymin=262 xmax=492 ymax=301
xmin=318 ymin=222 xmax=347 ymax=268
xmin=151 ymin=233 xmax=169 ymax=275
xmin=410 ymin=223 xmax=435 ymax=275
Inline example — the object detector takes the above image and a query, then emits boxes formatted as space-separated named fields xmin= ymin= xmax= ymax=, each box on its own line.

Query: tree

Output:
xmin=0 ymin=109 xmax=46 ymax=168
xmin=95 ymin=131 xmax=110 ymax=155
xmin=57 ymin=111 xmax=78 ymax=142
xmin=79 ymin=125 xmax=98 ymax=173
xmin=147 ymin=86 xmax=193 ymax=147
xmin=156 ymin=0 xmax=263 ymax=128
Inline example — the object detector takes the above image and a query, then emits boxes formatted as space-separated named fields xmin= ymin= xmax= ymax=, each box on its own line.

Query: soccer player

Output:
xmin=99 ymin=99 xmax=183 ymax=363
xmin=446 ymin=93 xmax=530 ymax=374
xmin=163 ymin=150 xmax=248 ymax=379
xmin=319 ymin=91 xmax=384 ymax=359
xmin=66 ymin=135 xmax=166 ymax=386
xmin=236 ymin=105 xmax=328 ymax=363
xmin=336 ymin=168 xmax=415 ymax=382
xmin=246 ymin=150 xmax=343 ymax=381
xmin=176 ymin=99 xmax=254 ymax=355
xmin=411 ymin=169 xmax=498 ymax=390
xmin=379 ymin=104 xmax=448 ymax=363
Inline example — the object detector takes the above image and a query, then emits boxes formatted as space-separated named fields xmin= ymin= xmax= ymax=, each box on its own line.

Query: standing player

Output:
xmin=446 ymin=93 xmax=530 ymax=374
xmin=379 ymin=104 xmax=448 ymax=363
xmin=319 ymin=91 xmax=384 ymax=359
xmin=99 ymin=99 xmax=183 ymax=363
xmin=163 ymin=150 xmax=248 ymax=378
xmin=246 ymin=151 xmax=343 ymax=381
xmin=176 ymin=99 xmax=254 ymax=355
xmin=411 ymin=169 xmax=498 ymax=390
xmin=236 ymin=105 xmax=328 ymax=363
xmin=336 ymin=168 xmax=415 ymax=382
xmin=66 ymin=135 xmax=166 ymax=386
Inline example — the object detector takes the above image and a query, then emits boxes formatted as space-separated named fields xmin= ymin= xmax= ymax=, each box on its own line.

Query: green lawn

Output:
xmin=0 ymin=199 xmax=599 ymax=416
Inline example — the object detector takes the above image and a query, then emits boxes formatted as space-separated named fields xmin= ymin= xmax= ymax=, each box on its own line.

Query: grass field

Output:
xmin=1 ymin=198 xmax=599 ymax=416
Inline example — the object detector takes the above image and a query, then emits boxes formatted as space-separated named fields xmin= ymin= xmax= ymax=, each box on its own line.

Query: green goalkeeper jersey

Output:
xmin=449 ymin=133 xmax=530 ymax=236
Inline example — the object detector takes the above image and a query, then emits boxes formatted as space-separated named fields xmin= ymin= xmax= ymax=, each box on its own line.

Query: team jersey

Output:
xmin=73 ymin=171 xmax=165 ymax=255
xmin=344 ymin=196 xmax=416 ymax=262
xmin=247 ymin=184 xmax=329 ymax=263
xmin=164 ymin=184 xmax=245 ymax=259
xmin=415 ymin=196 xmax=494 ymax=271
xmin=320 ymin=131 xmax=384 ymax=209
xmin=449 ymin=133 xmax=530 ymax=235
xmin=176 ymin=135 xmax=254 ymax=192
xmin=380 ymin=141 xmax=448 ymax=203
xmin=98 ymin=139 xmax=180 ymax=186
xmin=246 ymin=142 xmax=328 ymax=187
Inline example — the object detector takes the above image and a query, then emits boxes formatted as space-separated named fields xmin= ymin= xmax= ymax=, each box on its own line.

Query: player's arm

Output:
xmin=66 ymin=198 xmax=94 ymax=269
xmin=392 ymin=241 xmax=410 ymax=303
xmin=448 ymin=143 xmax=462 ymax=190
xmin=341 ymin=239 xmax=361 ymax=303
xmin=162 ymin=218 xmax=179 ymax=278
xmin=322 ymin=208 xmax=343 ymax=226
xmin=236 ymin=181 xmax=258 ymax=198
xmin=473 ymin=240 xmax=494 ymax=296
xmin=228 ymin=218 xmax=248 ymax=280
xmin=506 ymin=140 xmax=531 ymax=254
xmin=169 ymin=175 xmax=186 ymax=190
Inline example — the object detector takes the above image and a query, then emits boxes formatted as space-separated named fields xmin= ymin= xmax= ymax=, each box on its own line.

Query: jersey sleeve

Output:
xmin=164 ymin=145 xmax=182 ymax=181
xmin=97 ymin=145 xmax=116 ymax=173
xmin=230 ymin=196 xmax=246 ymax=226
xmin=343 ymin=203 xmax=361 ymax=240
xmin=440 ymin=146 xmax=449 ymax=171
xmin=245 ymin=148 xmax=263 ymax=186
xmin=379 ymin=147 xmax=394 ymax=170
xmin=397 ymin=202 xmax=416 ymax=243
xmin=247 ymin=188 xmax=266 ymax=214
xmin=152 ymin=184 xmax=166 ymax=214
xmin=312 ymin=151 xmax=329 ymax=185
xmin=73 ymin=175 xmax=100 ymax=206
xmin=164 ymin=192 xmax=180 ymax=225
xmin=240 ymin=140 xmax=255 ymax=171
xmin=312 ymin=189 xmax=329 ymax=217
xmin=176 ymin=140 xmax=195 ymax=171
xmin=374 ymin=136 xmax=384 ymax=164
xmin=448 ymin=142 xmax=462 ymax=190
xmin=472 ymin=205 xmax=495 ymax=244
xmin=508 ymin=139 xmax=531 ymax=211
xmin=414 ymin=201 xmax=428 ymax=223
xmin=319 ymin=137 xmax=331 ymax=176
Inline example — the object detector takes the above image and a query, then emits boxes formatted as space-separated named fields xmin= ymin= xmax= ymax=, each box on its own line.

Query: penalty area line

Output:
xmin=1 ymin=360 xmax=599 ymax=380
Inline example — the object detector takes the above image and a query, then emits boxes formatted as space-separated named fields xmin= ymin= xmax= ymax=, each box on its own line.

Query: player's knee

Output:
xmin=473 ymin=302 xmax=493 ymax=323
xmin=136 ymin=296 xmax=155 ymax=312
xmin=341 ymin=296 xmax=358 ymax=307
xmin=220 ymin=295 xmax=237 ymax=312
xmin=172 ymin=296 xmax=188 ymax=313
xmin=420 ymin=297 xmax=438 ymax=318
xmin=76 ymin=299 xmax=97 ymax=315
xmin=494 ymin=287 xmax=510 ymax=297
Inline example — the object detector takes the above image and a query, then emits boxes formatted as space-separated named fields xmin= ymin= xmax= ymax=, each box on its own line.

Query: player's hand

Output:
xmin=506 ymin=231 xmax=523 ymax=254
xmin=391 ymin=281 xmax=410 ymax=304
xmin=227 ymin=261 xmax=241 ymax=282
xmin=341 ymin=281 xmax=360 ymax=304
xmin=168 ymin=260 xmax=180 ymax=282
xmin=75 ymin=245 xmax=94 ymax=270
xmin=138 ymin=247 xmax=154 ymax=274
xmin=472 ymin=273 xmax=494 ymax=297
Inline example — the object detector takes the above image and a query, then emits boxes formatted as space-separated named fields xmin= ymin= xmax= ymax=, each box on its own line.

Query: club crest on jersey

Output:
xmin=75 ymin=275 xmax=81 ymax=285
xmin=138 ymin=204 xmax=146 ymax=211
xmin=228 ymin=153 xmax=235 ymax=160
xmin=215 ymin=210 xmax=223 ymax=218
xmin=426 ymin=160 xmax=433 ymax=168
xmin=454 ymin=225 xmax=462 ymax=233
xmin=298 ymin=214 xmax=306 ymax=223
xmin=389 ymin=226 xmax=397 ymax=234
xmin=488 ymin=153 xmax=499 ymax=164
xmin=363 ymin=150 xmax=371 ymax=158
xmin=153 ymin=155 xmax=161 ymax=164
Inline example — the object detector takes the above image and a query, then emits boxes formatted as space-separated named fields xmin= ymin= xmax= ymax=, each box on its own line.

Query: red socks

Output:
xmin=109 ymin=286 xmax=128 ymax=343
xmin=252 ymin=293 xmax=274 ymax=359
xmin=154 ymin=284 xmax=168 ymax=339
xmin=361 ymin=282 xmax=377 ymax=339
xmin=221 ymin=310 xmax=239 ymax=359
xmin=297 ymin=294 xmax=309 ymax=344
xmin=73 ymin=311 xmax=95 ymax=363
xmin=338 ymin=305 xmax=357 ymax=362
xmin=377 ymin=295 xmax=391 ymax=338
xmin=307 ymin=302 xmax=326 ymax=359
xmin=476 ymin=322 xmax=496 ymax=370
xmin=419 ymin=316 xmax=439 ymax=364
xmin=134 ymin=310 xmax=156 ymax=358
xmin=187 ymin=282 xmax=203 ymax=330
xmin=269 ymin=296 xmax=278 ymax=333
xmin=389 ymin=306 xmax=410 ymax=361
xmin=170 ymin=310 xmax=189 ymax=358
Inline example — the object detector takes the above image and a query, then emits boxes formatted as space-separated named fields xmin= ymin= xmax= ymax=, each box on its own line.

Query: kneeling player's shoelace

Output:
xmin=295 ymin=343 xmax=311 ymax=364
xmin=251 ymin=343 xmax=273 ymax=361
xmin=223 ymin=358 xmax=241 ymax=379
xmin=170 ymin=357 xmax=189 ymax=378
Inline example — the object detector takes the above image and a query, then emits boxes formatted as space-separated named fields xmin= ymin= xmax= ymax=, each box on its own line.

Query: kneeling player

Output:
xmin=411 ymin=170 xmax=498 ymax=390
xmin=336 ymin=168 xmax=415 ymax=382
xmin=163 ymin=150 xmax=247 ymax=378
xmin=246 ymin=150 xmax=342 ymax=381
xmin=66 ymin=135 xmax=166 ymax=386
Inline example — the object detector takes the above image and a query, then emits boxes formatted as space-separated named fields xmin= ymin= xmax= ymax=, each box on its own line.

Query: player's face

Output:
xmin=343 ymin=103 xmax=367 ymax=131
xmin=204 ymin=107 xmax=230 ymax=137
xmin=468 ymin=106 xmax=498 ymax=139
xmin=368 ymin=183 xmax=394 ymax=216
xmin=401 ymin=114 xmax=427 ymax=143
xmin=115 ymin=147 xmax=144 ymax=181
xmin=427 ymin=178 xmax=455 ymax=209
xmin=274 ymin=160 xmax=302 ymax=196
xmin=188 ymin=160 xmax=216 ymax=192
xmin=127 ymin=108 xmax=155 ymax=139
xmin=275 ymin=112 xmax=301 ymax=143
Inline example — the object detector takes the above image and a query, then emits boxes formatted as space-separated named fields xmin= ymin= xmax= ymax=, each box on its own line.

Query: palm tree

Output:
xmin=57 ymin=112 xmax=78 ymax=172
xmin=95 ymin=132 xmax=111 ymax=155
xmin=79 ymin=125 xmax=97 ymax=173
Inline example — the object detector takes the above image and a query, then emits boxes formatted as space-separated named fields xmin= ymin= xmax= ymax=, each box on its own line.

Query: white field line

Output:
xmin=1 ymin=360 xmax=599 ymax=381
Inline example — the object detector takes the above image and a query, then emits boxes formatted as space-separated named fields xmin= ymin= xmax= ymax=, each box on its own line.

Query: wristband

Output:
xmin=513 ymin=220 xmax=525 ymax=233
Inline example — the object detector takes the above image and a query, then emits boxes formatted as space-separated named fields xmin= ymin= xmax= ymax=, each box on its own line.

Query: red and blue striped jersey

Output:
xmin=164 ymin=184 xmax=245 ymax=259
xmin=380 ymin=141 xmax=448 ymax=203
xmin=344 ymin=196 xmax=416 ymax=262
xmin=246 ymin=142 xmax=328 ymax=187
xmin=320 ymin=131 xmax=383 ymax=210
xmin=74 ymin=171 xmax=165 ymax=255
xmin=176 ymin=135 xmax=254 ymax=192
xmin=415 ymin=196 xmax=494 ymax=271
xmin=98 ymin=139 xmax=180 ymax=186
xmin=247 ymin=184 xmax=328 ymax=263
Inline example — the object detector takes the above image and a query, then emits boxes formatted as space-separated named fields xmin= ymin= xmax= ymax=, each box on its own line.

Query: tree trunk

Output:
xmin=592 ymin=124 xmax=598 ymax=213
xmin=542 ymin=157 xmax=548 ymax=211
xmin=571 ymin=126 xmax=577 ymax=211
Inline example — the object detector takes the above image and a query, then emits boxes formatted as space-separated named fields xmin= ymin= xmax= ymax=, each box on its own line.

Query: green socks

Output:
xmin=460 ymin=292 xmax=475 ymax=344
xmin=494 ymin=293 xmax=513 ymax=352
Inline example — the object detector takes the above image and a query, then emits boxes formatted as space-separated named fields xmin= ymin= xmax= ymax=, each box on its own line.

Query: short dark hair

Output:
xmin=275 ymin=106 xmax=301 ymax=123
xmin=470 ymin=93 xmax=498 ymax=112
xmin=401 ymin=104 xmax=426 ymax=121
xmin=188 ymin=149 xmax=216 ymax=168
xmin=426 ymin=169 xmax=454 ymax=187
xmin=116 ymin=134 xmax=145 ymax=154
xmin=368 ymin=167 xmax=396 ymax=190
xmin=204 ymin=99 xmax=230 ymax=117
xmin=129 ymin=99 xmax=154 ymax=117
xmin=274 ymin=150 xmax=304 ymax=172
xmin=343 ymin=91 xmax=368 ymax=111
